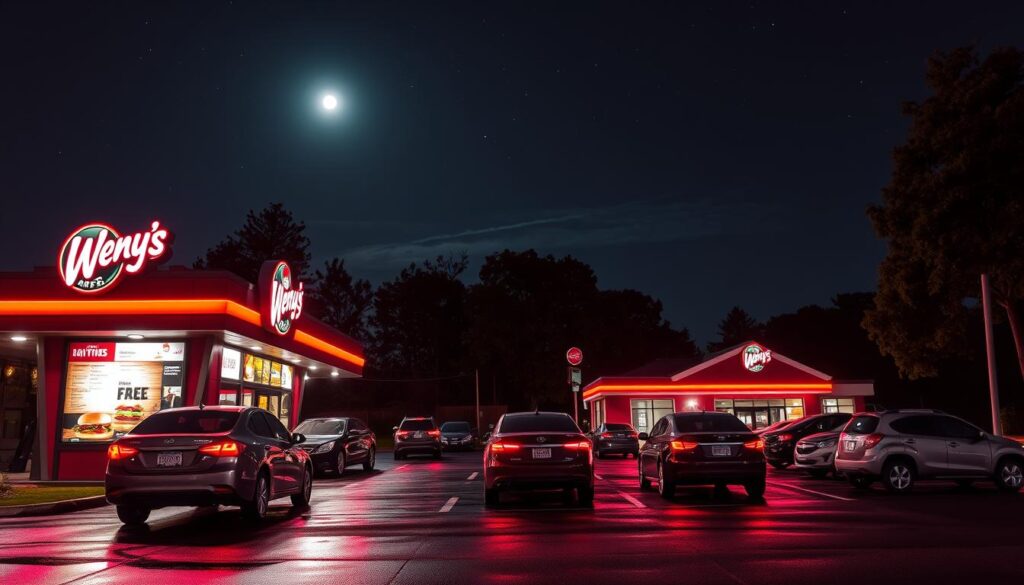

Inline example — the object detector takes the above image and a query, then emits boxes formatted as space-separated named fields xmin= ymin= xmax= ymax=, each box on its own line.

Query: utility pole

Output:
xmin=981 ymin=274 xmax=1002 ymax=435
xmin=475 ymin=369 xmax=481 ymax=435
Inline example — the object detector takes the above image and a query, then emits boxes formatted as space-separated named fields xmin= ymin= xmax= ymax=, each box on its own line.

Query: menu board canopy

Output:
xmin=240 ymin=351 xmax=294 ymax=390
xmin=58 ymin=221 xmax=173 ymax=294
xmin=259 ymin=260 xmax=304 ymax=336
xmin=221 ymin=347 xmax=241 ymax=380
xmin=61 ymin=341 xmax=185 ymax=443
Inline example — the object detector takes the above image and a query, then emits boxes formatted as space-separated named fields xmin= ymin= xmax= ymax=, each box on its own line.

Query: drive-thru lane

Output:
xmin=1 ymin=451 xmax=1022 ymax=584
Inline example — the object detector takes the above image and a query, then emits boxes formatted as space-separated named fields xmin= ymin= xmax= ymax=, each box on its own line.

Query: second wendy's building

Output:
xmin=0 ymin=219 xmax=365 ymax=480
xmin=583 ymin=342 xmax=874 ymax=433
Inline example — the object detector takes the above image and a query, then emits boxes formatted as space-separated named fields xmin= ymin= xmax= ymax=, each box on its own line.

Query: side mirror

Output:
xmin=638 ymin=432 xmax=649 ymax=441
xmin=291 ymin=433 xmax=306 ymax=445
xmin=392 ymin=426 xmax=399 ymax=432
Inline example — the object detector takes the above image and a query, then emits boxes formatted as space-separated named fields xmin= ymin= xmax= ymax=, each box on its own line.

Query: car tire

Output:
xmin=578 ymin=486 xmax=594 ymax=507
xmin=848 ymin=475 xmax=873 ymax=489
xmin=995 ymin=458 xmax=1024 ymax=492
xmin=363 ymin=447 xmax=376 ymax=471
xmin=242 ymin=471 xmax=271 ymax=520
xmin=116 ymin=505 xmax=150 ymax=526
xmin=744 ymin=477 xmax=766 ymax=500
xmin=808 ymin=468 xmax=829 ymax=479
xmin=336 ymin=450 xmax=347 ymax=476
xmin=657 ymin=459 xmax=675 ymax=499
xmin=639 ymin=461 xmax=652 ymax=490
xmin=881 ymin=459 xmax=916 ymax=493
xmin=484 ymin=487 xmax=500 ymax=507
xmin=291 ymin=466 xmax=312 ymax=507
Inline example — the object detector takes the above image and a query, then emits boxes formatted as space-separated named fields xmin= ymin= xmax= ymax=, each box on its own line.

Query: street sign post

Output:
xmin=566 ymin=347 xmax=583 ymax=423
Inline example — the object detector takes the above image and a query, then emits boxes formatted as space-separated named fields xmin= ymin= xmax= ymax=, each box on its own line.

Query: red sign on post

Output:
xmin=566 ymin=347 xmax=583 ymax=366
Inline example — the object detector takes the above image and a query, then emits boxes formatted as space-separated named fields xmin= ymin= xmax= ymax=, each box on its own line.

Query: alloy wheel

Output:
xmin=1002 ymin=463 xmax=1023 ymax=488
xmin=256 ymin=476 xmax=269 ymax=516
xmin=657 ymin=462 xmax=664 ymax=494
xmin=888 ymin=464 xmax=911 ymax=490
xmin=303 ymin=469 xmax=312 ymax=501
xmin=337 ymin=451 xmax=347 ymax=475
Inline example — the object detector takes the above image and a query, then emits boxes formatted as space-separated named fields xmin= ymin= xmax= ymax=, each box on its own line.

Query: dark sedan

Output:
xmin=590 ymin=422 xmax=640 ymax=458
xmin=293 ymin=417 xmax=376 ymax=477
xmin=484 ymin=411 xmax=594 ymax=507
xmin=105 ymin=406 xmax=313 ymax=525
xmin=440 ymin=421 xmax=476 ymax=451
xmin=762 ymin=413 xmax=852 ymax=469
xmin=638 ymin=411 xmax=766 ymax=499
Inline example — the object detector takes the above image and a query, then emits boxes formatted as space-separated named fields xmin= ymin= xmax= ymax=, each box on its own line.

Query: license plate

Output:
xmin=414 ymin=431 xmax=424 ymax=438
xmin=845 ymin=440 xmax=857 ymax=452
xmin=711 ymin=445 xmax=731 ymax=457
xmin=532 ymin=448 xmax=551 ymax=459
xmin=156 ymin=452 xmax=182 ymax=467
xmin=614 ymin=433 xmax=624 ymax=438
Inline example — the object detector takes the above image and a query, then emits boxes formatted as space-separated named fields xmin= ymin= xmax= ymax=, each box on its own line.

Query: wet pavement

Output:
xmin=1 ymin=451 xmax=1022 ymax=584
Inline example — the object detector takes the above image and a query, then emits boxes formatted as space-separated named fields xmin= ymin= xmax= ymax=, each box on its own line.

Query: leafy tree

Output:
xmin=368 ymin=254 xmax=469 ymax=378
xmin=707 ymin=306 xmax=763 ymax=352
xmin=865 ymin=47 xmax=1024 ymax=379
xmin=308 ymin=258 xmax=373 ymax=342
xmin=194 ymin=202 xmax=312 ymax=283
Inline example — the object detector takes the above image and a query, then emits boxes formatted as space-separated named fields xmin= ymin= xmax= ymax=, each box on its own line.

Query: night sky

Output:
xmin=1 ymin=2 xmax=1021 ymax=342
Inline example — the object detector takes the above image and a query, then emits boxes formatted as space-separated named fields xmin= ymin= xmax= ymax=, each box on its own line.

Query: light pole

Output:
xmin=981 ymin=274 xmax=1002 ymax=435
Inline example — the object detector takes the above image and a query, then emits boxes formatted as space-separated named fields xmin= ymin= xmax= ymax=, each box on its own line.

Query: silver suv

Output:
xmin=835 ymin=410 xmax=1024 ymax=493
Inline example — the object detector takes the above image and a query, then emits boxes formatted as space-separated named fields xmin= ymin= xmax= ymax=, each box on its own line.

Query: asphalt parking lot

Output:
xmin=1 ymin=450 xmax=1022 ymax=584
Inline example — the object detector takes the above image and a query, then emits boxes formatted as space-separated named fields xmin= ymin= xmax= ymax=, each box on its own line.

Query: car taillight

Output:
xmin=744 ymin=439 xmax=765 ymax=450
xmin=863 ymin=433 xmax=884 ymax=450
xmin=199 ymin=440 xmax=243 ymax=457
xmin=428 ymin=430 xmax=441 ymax=437
xmin=670 ymin=440 xmax=699 ymax=452
xmin=627 ymin=432 xmax=638 ymax=438
xmin=563 ymin=441 xmax=591 ymax=450
xmin=600 ymin=432 xmax=613 ymax=439
xmin=777 ymin=433 xmax=793 ymax=442
xmin=107 ymin=444 xmax=138 ymax=460
xmin=490 ymin=442 xmax=521 ymax=452
xmin=396 ymin=431 xmax=411 ymax=439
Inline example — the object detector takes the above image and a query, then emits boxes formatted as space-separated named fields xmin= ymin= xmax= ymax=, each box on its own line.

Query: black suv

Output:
xmin=393 ymin=417 xmax=442 ymax=460
xmin=763 ymin=413 xmax=852 ymax=469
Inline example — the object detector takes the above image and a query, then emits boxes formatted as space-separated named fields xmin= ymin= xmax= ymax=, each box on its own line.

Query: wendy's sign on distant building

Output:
xmin=261 ymin=260 xmax=304 ymax=336
xmin=58 ymin=221 xmax=172 ymax=293
xmin=742 ymin=343 xmax=772 ymax=372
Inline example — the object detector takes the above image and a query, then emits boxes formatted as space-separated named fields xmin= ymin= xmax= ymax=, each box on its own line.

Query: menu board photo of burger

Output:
xmin=61 ymin=341 xmax=186 ymax=442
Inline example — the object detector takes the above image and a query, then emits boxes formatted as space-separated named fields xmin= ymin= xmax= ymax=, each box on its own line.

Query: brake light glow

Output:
xmin=863 ymin=433 xmax=884 ymax=450
xmin=198 ymin=440 xmax=243 ymax=457
xmin=107 ymin=444 xmax=138 ymax=460
xmin=744 ymin=439 xmax=765 ymax=450
xmin=428 ymin=430 xmax=441 ymax=437
xmin=397 ymin=431 xmax=411 ymax=439
xmin=490 ymin=442 xmax=521 ymax=452
xmin=600 ymin=433 xmax=613 ymax=439
xmin=670 ymin=440 xmax=699 ymax=452
xmin=563 ymin=441 xmax=591 ymax=450
xmin=777 ymin=433 xmax=793 ymax=442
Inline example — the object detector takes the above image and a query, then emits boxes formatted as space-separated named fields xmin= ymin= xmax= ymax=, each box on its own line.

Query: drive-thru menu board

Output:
xmin=61 ymin=341 xmax=186 ymax=442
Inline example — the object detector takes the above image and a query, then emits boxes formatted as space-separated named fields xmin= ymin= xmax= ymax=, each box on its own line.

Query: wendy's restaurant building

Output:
xmin=582 ymin=342 xmax=874 ymax=434
xmin=0 ymin=220 xmax=365 ymax=480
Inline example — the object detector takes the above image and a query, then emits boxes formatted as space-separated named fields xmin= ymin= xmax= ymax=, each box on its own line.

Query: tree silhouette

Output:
xmin=865 ymin=47 xmax=1024 ymax=379
xmin=194 ymin=202 xmax=312 ymax=284
xmin=308 ymin=258 xmax=373 ymax=343
xmin=707 ymin=306 xmax=763 ymax=353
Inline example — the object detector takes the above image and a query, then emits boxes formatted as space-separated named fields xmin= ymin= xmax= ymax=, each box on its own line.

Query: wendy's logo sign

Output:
xmin=58 ymin=221 xmax=172 ymax=293
xmin=742 ymin=343 xmax=772 ymax=372
xmin=260 ymin=260 xmax=304 ymax=335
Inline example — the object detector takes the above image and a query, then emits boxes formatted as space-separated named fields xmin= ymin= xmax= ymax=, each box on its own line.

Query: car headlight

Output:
xmin=313 ymin=441 xmax=336 ymax=454
xmin=817 ymin=440 xmax=837 ymax=448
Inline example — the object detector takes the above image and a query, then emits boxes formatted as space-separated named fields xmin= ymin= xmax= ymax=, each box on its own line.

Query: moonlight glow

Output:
xmin=321 ymin=93 xmax=339 ymax=111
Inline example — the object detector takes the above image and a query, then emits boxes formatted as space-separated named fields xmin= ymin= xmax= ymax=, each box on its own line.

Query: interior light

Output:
xmin=308 ymin=365 xmax=318 ymax=370
xmin=127 ymin=334 xmax=145 ymax=340
xmin=10 ymin=335 xmax=28 ymax=342
xmin=330 ymin=371 xmax=340 ymax=377
xmin=250 ymin=345 xmax=261 ymax=351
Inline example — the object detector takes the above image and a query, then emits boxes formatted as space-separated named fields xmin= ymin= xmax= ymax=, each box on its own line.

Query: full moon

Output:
xmin=321 ymin=94 xmax=339 ymax=111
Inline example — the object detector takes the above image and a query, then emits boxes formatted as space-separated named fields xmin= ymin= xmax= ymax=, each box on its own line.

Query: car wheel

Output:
xmin=116 ymin=505 xmax=150 ymax=526
xmin=744 ymin=477 xmax=766 ymax=500
xmin=363 ymin=447 xmax=376 ymax=471
xmin=657 ymin=459 xmax=675 ymax=499
xmin=484 ymin=487 xmax=500 ymax=507
xmin=881 ymin=459 xmax=915 ymax=493
xmin=336 ymin=450 xmax=347 ymax=476
xmin=995 ymin=458 xmax=1024 ymax=492
xmin=291 ymin=466 xmax=312 ymax=507
xmin=639 ymin=460 xmax=652 ymax=490
xmin=243 ymin=471 xmax=271 ymax=520
xmin=578 ymin=486 xmax=594 ymax=507
xmin=808 ymin=468 xmax=829 ymax=479
xmin=848 ymin=475 xmax=873 ymax=489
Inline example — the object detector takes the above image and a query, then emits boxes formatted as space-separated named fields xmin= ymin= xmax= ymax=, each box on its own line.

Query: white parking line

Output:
xmin=772 ymin=481 xmax=854 ymax=502
xmin=618 ymin=491 xmax=646 ymax=508
xmin=466 ymin=472 xmax=479 ymax=480
xmin=439 ymin=496 xmax=459 ymax=512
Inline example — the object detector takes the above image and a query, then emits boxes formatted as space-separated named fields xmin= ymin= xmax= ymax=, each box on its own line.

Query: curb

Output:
xmin=0 ymin=495 xmax=109 ymax=518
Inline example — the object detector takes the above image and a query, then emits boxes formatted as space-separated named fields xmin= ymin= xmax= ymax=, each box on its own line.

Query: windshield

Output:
xmin=673 ymin=413 xmax=750 ymax=433
xmin=400 ymin=419 xmax=436 ymax=431
xmin=498 ymin=414 xmax=580 ymax=433
xmin=294 ymin=419 xmax=346 ymax=436
xmin=130 ymin=410 xmax=240 ymax=435
xmin=441 ymin=422 xmax=471 ymax=433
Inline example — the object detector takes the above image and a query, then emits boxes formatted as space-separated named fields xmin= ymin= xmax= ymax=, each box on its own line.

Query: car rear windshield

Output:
xmin=294 ymin=419 xmax=346 ymax=435
xmin=845 ymin=415 xmax=880 ymax=435
xmin=499 ymin=414 xmax=580 ymax=433
xmin=673 ymin=413 xmax=750 ymax=433
xmin=400 ymin=419 xmax=436 ymax=431
xmin=441 ymin=422 xmax=471 ymax=432
xmin=130 ymin=410 xmax=240 ymax=435
xmin=605 ymin=423 xmax=633 ymax=431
